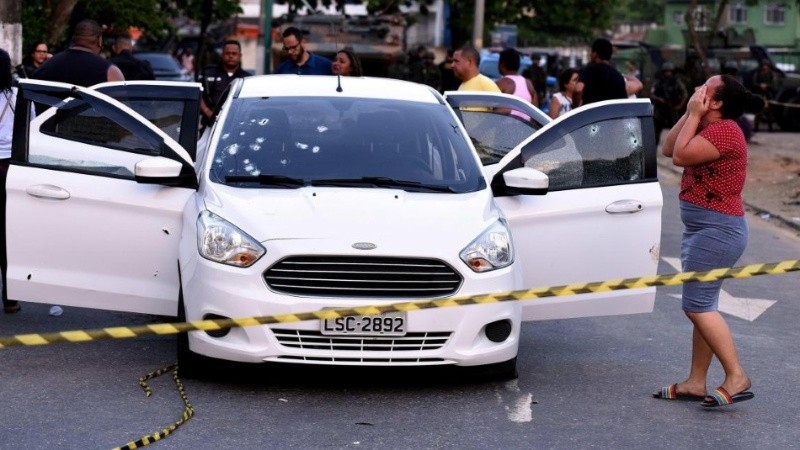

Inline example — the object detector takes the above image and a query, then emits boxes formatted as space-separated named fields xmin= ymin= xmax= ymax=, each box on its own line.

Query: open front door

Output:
xmin=6 ymin=80 xmax=197 ymax=315
xmin=450 ymin=94 xmax=663 ymax=321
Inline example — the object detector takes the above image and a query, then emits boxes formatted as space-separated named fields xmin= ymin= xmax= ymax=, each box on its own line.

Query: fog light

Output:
xmin=202 ymin=313 xmax=231 ymax=338
xmin=484 ymin=319 xmax=512 ymax=343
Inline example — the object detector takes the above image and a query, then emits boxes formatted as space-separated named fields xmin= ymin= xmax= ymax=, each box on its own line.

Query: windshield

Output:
xmin=209 ymin=97 xmax=486 ymax=193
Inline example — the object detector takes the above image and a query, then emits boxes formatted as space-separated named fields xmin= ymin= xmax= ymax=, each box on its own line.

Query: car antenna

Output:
xmin=335 ymin=12 xmax=343 ymax=92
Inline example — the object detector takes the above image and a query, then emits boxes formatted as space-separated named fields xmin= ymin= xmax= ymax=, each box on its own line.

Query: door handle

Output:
xmin=605 ymin=199 xmax=643 ymax=214
xmin=26 ymin=184 xmax=71 ymax=200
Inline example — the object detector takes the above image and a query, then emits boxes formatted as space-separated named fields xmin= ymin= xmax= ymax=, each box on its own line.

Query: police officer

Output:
xmin=110 ymin=32 xmax=154 ymax=81
xmin=198 ymin=40 xmax=250 ymax=123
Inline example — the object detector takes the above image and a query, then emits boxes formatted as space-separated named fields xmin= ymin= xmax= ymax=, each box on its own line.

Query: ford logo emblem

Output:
xmin=352 ymin=242 xmax=377 ymax=250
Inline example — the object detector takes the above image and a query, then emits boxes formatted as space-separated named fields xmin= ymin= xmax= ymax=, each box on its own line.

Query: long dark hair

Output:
xmin=558 ymin=68 xmax=579 ymax=92
xmin=0 ymin=48 xmax=12 ymax=91
xmin=712 ymin=75 xmax=765 ymax=119
xmin=336 ymin=48 xmax=363 ymax=77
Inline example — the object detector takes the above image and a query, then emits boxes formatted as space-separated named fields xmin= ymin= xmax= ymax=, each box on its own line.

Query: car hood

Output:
xmin=202 ymin=185 xmax=498 ymax=252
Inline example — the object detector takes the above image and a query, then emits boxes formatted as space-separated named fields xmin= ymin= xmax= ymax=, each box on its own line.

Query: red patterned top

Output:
xmin=679 ymin=119 xmax=747 ymax=216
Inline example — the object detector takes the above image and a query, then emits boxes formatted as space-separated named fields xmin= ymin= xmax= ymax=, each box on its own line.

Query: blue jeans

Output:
xmin=680 ymin=200 xmax=748 ymax=312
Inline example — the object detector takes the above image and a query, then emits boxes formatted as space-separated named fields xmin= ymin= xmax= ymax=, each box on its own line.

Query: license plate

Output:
xmin=320 ymin=312 xmax=407 ymax=336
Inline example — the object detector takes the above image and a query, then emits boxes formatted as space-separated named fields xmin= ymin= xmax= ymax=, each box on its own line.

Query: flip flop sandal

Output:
xmin=653 ymin=383 xmax=706 ymax=401
xmin=701 ymin=387 xmax=755 ymax=408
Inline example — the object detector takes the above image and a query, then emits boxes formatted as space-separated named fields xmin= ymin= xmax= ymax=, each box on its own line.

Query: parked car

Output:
xmin=132 ymin=51 xmax=192 ymax=82
xmin=9 ymin=76 xmax=662 ymax=379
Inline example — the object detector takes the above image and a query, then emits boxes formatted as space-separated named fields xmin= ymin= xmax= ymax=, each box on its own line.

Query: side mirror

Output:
xmin=501 ymin=167 xmax=549 ymax=195
xmin=134 ymin=156 xmax=189 ymax=186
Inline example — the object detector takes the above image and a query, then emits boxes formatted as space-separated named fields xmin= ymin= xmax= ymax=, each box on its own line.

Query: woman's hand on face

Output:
xmin=687 ymin=84 xmax=709 ymax=117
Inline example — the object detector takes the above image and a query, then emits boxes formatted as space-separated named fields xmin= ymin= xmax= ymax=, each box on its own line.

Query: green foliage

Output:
xmin=444 ymin=0 xmax=617 ymax=48
xmin=21 ymin=0 xmax=241 ymax=52
xmin=21 ymin=2 xmax=51 ymax=52
xmin=173 ymin=0 xmax=243 ymax=23
xmin=611 ymin=0 xmax=664 ymax=24
xmin=79 ymin=0 xmax=174 ymax=38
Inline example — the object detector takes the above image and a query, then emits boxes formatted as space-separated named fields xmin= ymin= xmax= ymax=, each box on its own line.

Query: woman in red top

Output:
xmin=656 ymin=75 xmax=764 ymax=407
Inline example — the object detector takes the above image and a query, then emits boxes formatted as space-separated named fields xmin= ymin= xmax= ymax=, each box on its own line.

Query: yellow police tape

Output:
xmin=2 ymin=259 xmax=799 ymax=349
xmin=768 ymin=99 xmax=800 ymax=109
xmin=113 ymin=364 xmax=193 ymax=450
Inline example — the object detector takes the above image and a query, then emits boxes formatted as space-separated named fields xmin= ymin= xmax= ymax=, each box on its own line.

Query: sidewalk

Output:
xmin=657 ymin=131 xmax=800 ymax=234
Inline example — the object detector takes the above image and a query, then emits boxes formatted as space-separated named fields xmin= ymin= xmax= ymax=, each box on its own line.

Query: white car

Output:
xmin=7 ymin=76 xmax=662 ymax=378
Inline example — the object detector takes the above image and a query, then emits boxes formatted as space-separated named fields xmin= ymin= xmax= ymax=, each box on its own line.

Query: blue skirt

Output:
xmin=680 ymin=201 xmax=748 ymax=312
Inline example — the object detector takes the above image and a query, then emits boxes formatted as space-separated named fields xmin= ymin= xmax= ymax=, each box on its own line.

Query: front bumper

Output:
xmin=181 ymin=248 xmax=521 ymax=367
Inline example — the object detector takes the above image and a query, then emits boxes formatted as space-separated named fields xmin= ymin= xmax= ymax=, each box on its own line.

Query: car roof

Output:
xmin=237 ymin=75 xmax=443 ymax=103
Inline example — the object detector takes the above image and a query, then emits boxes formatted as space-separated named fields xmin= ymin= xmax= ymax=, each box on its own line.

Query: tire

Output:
xmin=468 ymin=357 xmax=519 ymax=382
xmin=780 ymin=96 xmax=800 ymax=132
xmin=176 ymin=289 xmax=206 ymax=379
xmin=489 ymin=357 xmax=519 ymax=381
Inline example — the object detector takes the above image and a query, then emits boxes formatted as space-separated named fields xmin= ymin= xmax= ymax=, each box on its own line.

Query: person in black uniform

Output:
xmin=574 ymin=38 xmax=627 ymax=106
xmin=32 ymin=19 xmax=124 ymax=86
xmin=197 ymin=40 xmax=250 ymax=124
xmin=110 ymin=32 xmax=154 ymax=81
xmin=438 ymin=48 xmax=460 ymax=93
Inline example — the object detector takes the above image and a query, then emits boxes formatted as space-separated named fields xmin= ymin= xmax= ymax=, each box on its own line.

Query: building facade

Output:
xmin=659 ymin=0 xmax=800 ymax=49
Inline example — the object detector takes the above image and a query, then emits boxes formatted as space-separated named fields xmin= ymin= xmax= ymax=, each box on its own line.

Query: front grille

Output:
xmin=271 ymin=329 xmax=451 ymax=352
xmin=273 ymin=356 xmax=448 ymax=365
xmin=264 ymin=256 xmax=462 ymax=297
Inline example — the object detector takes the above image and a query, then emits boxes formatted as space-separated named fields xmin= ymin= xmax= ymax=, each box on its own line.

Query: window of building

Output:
xmin=673 ymin=11 xmax=684 ymax=26
xmin=729 ymin=2 xmax=748 ymax=24
xmin=764 ymin=3 xmax=786 ymax=26
xmin=693 ymin=6 xmax=711 ymax=31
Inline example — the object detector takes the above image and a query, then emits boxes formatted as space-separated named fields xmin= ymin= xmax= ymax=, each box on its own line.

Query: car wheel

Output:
xmin=176 ymin=288 xmax=206 ymax=379
xmin=489 ymin=357 xmax=519 ymax=381
xmin=469 ymin=357 xmax=519 ymax=382
xmin=780 ymin=96 xmax=800 ymax=132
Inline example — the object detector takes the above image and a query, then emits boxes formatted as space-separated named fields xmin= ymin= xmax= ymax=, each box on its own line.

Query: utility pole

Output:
xmin=0 ymin=0 xmax=23 ymax=65
xmin=472 ymin=0 xmax=484 ymax=49
xmin=262 ymin=0 xmax=273 ymax=74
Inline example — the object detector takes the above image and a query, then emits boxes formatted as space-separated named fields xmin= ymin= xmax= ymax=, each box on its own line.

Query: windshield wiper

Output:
xmin=225 ymin=174 xmax=307 ymax=188
xmin=310 ymin=177 xmax=456 ymax=193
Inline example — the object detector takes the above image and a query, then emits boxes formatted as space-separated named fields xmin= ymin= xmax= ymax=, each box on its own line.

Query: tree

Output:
xmin=1 ymin=0 xmax=23 ymax=63
xmin=171 ymin=0 xmax=243 ymax=74
xmin=445 ymin=0 xmax=616 ymax=48
xmin=612 ymin=0 xmax=663 ymax=24
xmin=21 ymin=0 xmax=241 ymax=55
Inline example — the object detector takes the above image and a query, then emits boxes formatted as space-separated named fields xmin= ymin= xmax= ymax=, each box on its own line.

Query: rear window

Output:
xmin=209 ymin=97 xmax=486 ymax=193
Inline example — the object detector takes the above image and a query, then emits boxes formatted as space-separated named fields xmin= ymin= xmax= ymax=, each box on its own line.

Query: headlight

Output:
xmin=459 ymin=220 xmax=514 ymax=273
xmin=197 ymin=210 xmax=265 ymax=267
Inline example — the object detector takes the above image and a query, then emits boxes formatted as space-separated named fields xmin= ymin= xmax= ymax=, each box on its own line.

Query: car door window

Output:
xmin=460 ymin=111 xmax=539 ymax=165
xmin=115 ymin=99 xmax=185 ymax=144
xmin=444 ymin=92 xmax=550 ymax=166
xmin=15 ymin=82 xmax=190 ymax=180
xmin=93 ymin=83 xmax=201 ymax=160
xmin=33 ymin=98 xmax=159 ymax=178
xmin=522 ymin=116 xmax=647 ymax=190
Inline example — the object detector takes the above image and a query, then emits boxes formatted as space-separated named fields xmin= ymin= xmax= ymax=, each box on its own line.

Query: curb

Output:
xmin=657 ymin=160 xmax=800 ymax=233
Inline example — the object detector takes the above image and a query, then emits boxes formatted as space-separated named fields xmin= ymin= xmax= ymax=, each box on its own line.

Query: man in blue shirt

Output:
xmin=275 ymin=27 xmax=333 ymax=75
